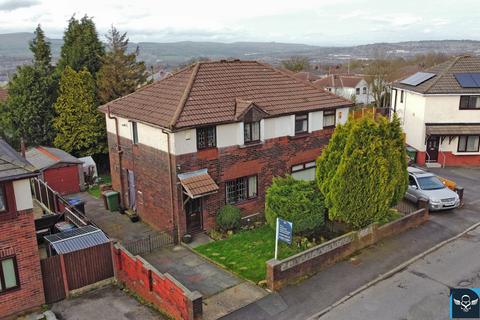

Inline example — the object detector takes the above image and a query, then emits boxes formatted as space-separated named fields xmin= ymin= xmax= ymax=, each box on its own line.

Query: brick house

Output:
xmin=0 ymin=139 xmax=44 ymax=318
xmin=100 ymin=60 xmax=352 ymax=239
xmin=391 ymin=56 xmax=480 ymax=167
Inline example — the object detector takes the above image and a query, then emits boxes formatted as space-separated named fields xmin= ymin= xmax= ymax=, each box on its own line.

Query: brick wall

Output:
xmin=112 ymin=244 xmax=202 ymax=320
xmin=0 ymin=209 xmax=45 ymax=318
xmin=266 ymin=206 xmax=429 ymax=291
xmin=416 ymin=151 xmax=480 ymax=167
xmin=175 ymin=129 xmax=332 ymax=235
xmin=108 ymin=133 xmax=175 ymax=233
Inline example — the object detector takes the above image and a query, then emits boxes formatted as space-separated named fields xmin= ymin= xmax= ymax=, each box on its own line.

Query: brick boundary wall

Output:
xmin=266 ymin=205 xmax=429 ymax=291
xmin=416 ymin=151 xmax=480 ymax=167
xmin=112 ymin=244 xmax=203 ymax=320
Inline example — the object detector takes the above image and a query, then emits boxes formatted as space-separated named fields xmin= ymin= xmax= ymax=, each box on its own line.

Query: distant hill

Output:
xmin=1 ymin=32 xmax=479 ymax=82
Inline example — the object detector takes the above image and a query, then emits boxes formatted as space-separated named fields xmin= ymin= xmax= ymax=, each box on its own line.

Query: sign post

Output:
xmin=275 ymin=218 xmax=293 ymax=260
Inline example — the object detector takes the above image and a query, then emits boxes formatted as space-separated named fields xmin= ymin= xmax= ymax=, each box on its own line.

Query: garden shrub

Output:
xmin=265 ymin=176 xmax=325 ymax=236
xmin=216 ymin=205 xmax=241 ymax=231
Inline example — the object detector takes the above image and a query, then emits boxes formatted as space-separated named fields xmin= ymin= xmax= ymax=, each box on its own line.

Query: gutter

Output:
xmin=107 ymin=106 xmax=125 ymax=208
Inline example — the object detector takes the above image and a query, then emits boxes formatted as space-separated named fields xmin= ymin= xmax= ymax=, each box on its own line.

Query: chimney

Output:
xmin=20 ymin=138 xmax=26 ymax=158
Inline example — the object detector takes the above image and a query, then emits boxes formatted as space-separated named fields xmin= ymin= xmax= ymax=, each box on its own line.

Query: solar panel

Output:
xmin=400 ymin=72 xmax=436 ymax=86
xmin=454 ymin=73 xmax=480 ymax=88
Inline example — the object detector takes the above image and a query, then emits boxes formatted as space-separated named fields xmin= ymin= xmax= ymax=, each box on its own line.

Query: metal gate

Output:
xmin=40 ymin=255 xmax=66 ymax=304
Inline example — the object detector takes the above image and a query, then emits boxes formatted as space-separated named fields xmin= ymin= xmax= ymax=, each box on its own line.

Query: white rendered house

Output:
xmin=391 ymin=56 xmax=480 ymax=167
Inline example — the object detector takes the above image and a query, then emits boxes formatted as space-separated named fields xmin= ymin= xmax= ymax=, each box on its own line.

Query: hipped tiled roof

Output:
xmin=393 ymin=55 xmax=480 ymax=94
xmin=314 ymin=75 xmax=364 ymax=89
xmin=100 ymin=60 xmax=352 ymax=130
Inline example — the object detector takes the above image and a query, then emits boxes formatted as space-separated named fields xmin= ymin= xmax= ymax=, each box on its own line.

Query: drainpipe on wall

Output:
xmin=163 ymin=129 xmax=179 ymax=243
xmin=107 ymin=106 xmax=125 ymax=208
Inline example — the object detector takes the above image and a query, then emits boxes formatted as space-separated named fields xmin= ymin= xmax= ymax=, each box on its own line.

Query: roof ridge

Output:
xmin=423 ymin=56 xmax=462 ymax=93
xmin=261 ymin=62 xmax=352 ymax=105
xmin=170 ymin=62 xmax=201 ymax=129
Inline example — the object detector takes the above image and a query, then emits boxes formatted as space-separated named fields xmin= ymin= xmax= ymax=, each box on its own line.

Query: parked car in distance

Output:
xmin=406 ymin=167 xmax=460 ymax=211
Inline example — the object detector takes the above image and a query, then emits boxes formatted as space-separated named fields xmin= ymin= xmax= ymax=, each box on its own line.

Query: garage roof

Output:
xmin=26 ymin=146 xmax=82 ymax=171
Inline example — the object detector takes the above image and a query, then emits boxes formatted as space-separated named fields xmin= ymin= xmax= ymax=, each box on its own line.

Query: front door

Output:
xmin=127 ymin=170 xmax=136 ymax=210
xmin=186 ymin=198 xmax=203 ymax=233
xmin=426 ymin=136 xmax=439 ymax=162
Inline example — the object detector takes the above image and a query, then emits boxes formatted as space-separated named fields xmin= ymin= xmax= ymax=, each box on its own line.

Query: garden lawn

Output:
xmin=87 ymin=175 xmax=112 ymax=198
xmin=195 ymin=225 xmax=304 ymax=283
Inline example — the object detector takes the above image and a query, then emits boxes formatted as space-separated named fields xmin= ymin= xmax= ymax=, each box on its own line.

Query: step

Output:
xmin=425 ymin=162 xmax=442 ymax=168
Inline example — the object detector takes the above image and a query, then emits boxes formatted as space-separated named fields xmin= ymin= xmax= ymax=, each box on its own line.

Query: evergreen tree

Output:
xmin=316 ymin=114 xmax=409 ymax=229
xmin=53 ymin=67 xmax=107 ymax=156
xmin=328 ymin=116 xmax=392 ymax=229
xmin=3 ymin=24 xmax=57 ymax=146
xmin=57 ymin=15 xmax=105 ymax=78
xmin=96 ymin=26 xmax=147 ymax=104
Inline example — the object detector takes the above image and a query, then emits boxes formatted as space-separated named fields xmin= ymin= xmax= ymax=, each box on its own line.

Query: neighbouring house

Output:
xmin=100 ymin=59 xmax=352 ymax=239
xmin=26 ymin=146 xmax=84 ymax=195
xmin=0 ymin=139 xmax=45 ymax=318
xmin=0 ymin=87 xmax=7 ymax=103
xmin=391 ymin=55 xmax=480 ymax=167
xmin=314 ymin=74 xmax=374 ymax=105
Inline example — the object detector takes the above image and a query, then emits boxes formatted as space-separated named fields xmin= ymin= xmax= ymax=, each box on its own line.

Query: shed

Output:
xmin=44 ymin=225 xmax=109 ymax=255
xmin=26 ymin=146 xmax=84 ymax=195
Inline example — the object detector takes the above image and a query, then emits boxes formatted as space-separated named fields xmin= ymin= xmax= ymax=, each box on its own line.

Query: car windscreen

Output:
xmin=417 ymin=176 xmax=445 ymax=190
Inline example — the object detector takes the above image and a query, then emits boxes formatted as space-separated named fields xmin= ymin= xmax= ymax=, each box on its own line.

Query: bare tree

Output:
xmin=281 ymin=56 xmax=310 ymax=72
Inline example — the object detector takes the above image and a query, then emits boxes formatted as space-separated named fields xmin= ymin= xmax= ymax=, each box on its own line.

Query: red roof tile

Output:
xmin=100 ymin=60 xmax=352 ymax=130
xmin=313 ymin=75 xmax=364 ymax=89
xmin=0 ymin=87 xmax=7 ymax=103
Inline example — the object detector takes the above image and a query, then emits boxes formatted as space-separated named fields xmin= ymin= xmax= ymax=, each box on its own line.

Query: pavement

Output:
xmin=223 ymin=167 xmax=480 ymax=320
xmin=50 ymin=285 xmax=164 ymax=320
xmin=318 ymin=224 xmax=480 ymax=320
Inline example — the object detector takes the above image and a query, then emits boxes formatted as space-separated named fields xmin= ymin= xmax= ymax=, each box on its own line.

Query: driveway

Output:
xmin=223 ymin=167 xmax=480 ymax=320
xmin=50 ymin=285 xmax=163 ymax=320
xmin=318 ymin=225 xmax=480 ymax=320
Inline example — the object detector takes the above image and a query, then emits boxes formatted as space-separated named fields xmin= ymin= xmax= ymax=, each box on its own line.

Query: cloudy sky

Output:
xmin=0 ymin=0 xmax=479 ymax=45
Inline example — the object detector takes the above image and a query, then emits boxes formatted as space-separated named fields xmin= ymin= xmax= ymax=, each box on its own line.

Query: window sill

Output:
xmin=227 ymin=197 xmax=258 ymax=207
xmin=239 ymin=141 xmax=263 ymax=148
xmin=453 ymin=152 xmax=480 ymax=156
xmin=290 ymin=133 xmax=309 ymax=140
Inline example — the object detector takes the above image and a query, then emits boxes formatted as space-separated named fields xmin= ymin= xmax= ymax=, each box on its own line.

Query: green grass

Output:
xmin=195 ymin=225 xmax=304 ymax=283
xmin=87 ymin=175 xmax=112 ymax=198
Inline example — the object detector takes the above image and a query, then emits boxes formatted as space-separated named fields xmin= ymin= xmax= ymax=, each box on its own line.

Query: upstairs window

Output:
xmin=295 ymin=114 xmax=308 ymax=134
xmin=363 ymin=87 xmax=367 ymax=94
xmin=0 ymin=184 xmax=6 ymax=213
xmin=459 ymin=96 xmax=480 ymax=110
xmin=0 ymin=256 xmax=19 ymax=293
xmin=131 ymin=121 xmax=139 ymax=144
xmin=197 ymin=126 xmax=216 ymax=149
xmin=323 ymin=110 xmax=336 ymax=128
xmin=244 ymin=121 xmax=260 ymax=143
xmin=458 ymin=136 xmax=480 ymax=153
xmin=356 ymin=88 xmax=360 ymax=95
xmin=226 ymin=175 xmax=257 ymax=204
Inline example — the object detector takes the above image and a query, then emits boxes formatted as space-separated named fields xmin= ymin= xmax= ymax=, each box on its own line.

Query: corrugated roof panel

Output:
xmin=45 ymin=226 xmax=109 ymax=254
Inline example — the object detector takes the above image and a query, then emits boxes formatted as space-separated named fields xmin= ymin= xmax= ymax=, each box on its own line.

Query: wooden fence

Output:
xmin=123 ymin=232 xmax=174 ymax=255
xmin=40 ymin=242 xmax=114 ymax=304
